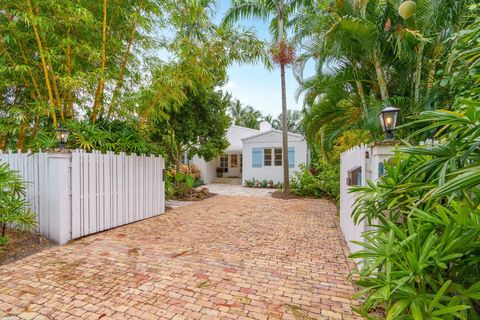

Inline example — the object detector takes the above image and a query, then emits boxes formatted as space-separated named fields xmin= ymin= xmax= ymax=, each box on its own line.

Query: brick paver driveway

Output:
xmin=0 ymin=196 xmax=360 ymax=320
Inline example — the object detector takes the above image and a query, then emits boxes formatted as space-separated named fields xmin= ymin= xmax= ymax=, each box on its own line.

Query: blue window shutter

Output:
xmin=252 ymin=148 xmax=262 ymax=168
xmin=288 ymin=147 xmax=295 ymax=168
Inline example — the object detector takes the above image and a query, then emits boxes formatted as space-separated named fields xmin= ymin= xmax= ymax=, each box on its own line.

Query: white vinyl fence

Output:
xmin=0 ymin=150 xmax=165 ymax=244
xmin=339 ymin=142 xmax=395 ymax=261
xmin=339 ymin=144 xmax=369 ymax=255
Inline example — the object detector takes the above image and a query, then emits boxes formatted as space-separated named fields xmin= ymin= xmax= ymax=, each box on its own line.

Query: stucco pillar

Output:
xmin=45 ymin=151 xmax=72 ymax=244
xmin=369 ymin=141 xmax=397 ymax=181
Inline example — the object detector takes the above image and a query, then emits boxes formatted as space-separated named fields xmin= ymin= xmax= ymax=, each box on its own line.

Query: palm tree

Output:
xmin=223 ymin=0 xmax=305 ymax=194
xmin=229 ymin=100 xmax=246 ymax=125
xmin=294 ymin=0 xmax=472 ymax=158
xmin=276 ymin=109 xmax=302 ymax=133
xmin=228 ymin=100 xmax=262 ymax=128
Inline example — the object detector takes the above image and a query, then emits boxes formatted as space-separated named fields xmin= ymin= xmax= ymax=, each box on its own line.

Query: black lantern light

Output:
xmin=55 ymin=127 xmax=70 ymax=149
xmin=379 ymin=106 xmax=400 ymax=140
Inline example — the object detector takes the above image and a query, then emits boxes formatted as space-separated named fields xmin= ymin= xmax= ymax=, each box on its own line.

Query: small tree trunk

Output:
xmin=280 ymin=63 xmax=290 ymax=195
xmin=26 ymin=0 xmax=57 ymax=126
xmin=1 ymin=223 xmax=6 ymax=237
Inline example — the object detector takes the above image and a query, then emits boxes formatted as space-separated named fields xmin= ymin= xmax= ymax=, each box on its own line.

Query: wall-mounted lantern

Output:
xmin=55 ymin=127 xmax=70 ymax=150
xmin=379 ymin=106 xmax=400 ymax=140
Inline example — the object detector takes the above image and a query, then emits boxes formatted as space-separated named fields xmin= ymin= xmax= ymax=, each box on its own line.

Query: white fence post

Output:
xmin=339 ymin=142 xmax=396 ymax=263
xmin=44 ymin=152 xmax=72 ymax=244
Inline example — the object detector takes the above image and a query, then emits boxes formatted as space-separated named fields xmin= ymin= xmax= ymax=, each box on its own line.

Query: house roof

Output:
xmin=225 ymin=125 xmax=260 ymax=151
xmin=241 ymin=129 xmax=305 ymax=142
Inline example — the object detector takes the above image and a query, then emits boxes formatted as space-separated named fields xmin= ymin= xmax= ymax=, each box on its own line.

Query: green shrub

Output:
xmin=0 ymin=162 xmax=37 ymax=248
xmin=244 ymin=178 xmax=255 ymax=187
xmin=290 ymin=162 xmax=339 ymax=199
xmin=244 ymin=178 xmax=282 ymax=189
xmin=351 ymin=106 xmax=480 ymax=319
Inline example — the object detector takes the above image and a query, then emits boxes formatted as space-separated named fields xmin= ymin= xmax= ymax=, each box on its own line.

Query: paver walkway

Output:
xmin=206 ymin=184 xmax=274 ymax=197
xmin=0 ymin=196 xmax=360 ymax=320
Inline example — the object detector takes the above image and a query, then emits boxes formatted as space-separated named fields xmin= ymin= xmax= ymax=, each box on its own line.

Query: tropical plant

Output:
xmin=274 ymin=109 xmax=303 ymax=133
xmin=290 ymin=162 xmax=339 ymax=199
xmin=294 ymin=0 xmax=474 ymax=159
xmin=350 ymin=102 xmax=480 ymax=318
xmin=0 ymin=162 xmax=36 ymax=246
xmin=223 ymin=0 xmax=307 ymax=194
xmin=229 ymin=100 xmax=263 ymax=129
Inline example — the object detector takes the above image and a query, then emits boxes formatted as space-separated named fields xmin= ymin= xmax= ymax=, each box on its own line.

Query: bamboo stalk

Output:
xmin=92 ymin=0 xmax=108 ymax=123
xmin=26 ymin=0 xmax=57 ymax=126
xmin=65 ymin=28 xmax=73 ymax=117
xmin=17 ymin=40 xmax=43 ymax=100
xmin=106 ymin=0 xmax=143 ymax=119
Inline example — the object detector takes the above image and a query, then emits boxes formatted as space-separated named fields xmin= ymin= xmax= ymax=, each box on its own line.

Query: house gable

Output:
xmin=241 ymin=129 xmax=305 ymax=144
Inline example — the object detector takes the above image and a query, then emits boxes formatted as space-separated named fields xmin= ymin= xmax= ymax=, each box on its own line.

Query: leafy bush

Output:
xmin=351 ymin=105 xmax=480 ymax=319
xmin=29 ymin=120 xmax=162 ymax=155
xmin=171 ymin=164 xmax=201 ymax=180
xmin=0 ymin=162 xmax=36 ymax=249
xmin=244 ymin=178 xmax=255 ymax=187
xmin=244 ymin=178 xmax=282 ymax=189
xmin=290 ymin=162 xmax=339 ymax=199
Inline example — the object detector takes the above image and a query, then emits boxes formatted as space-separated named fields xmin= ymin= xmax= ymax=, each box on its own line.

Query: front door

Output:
xmin=228 ymin=153 xmax=241 ymax=177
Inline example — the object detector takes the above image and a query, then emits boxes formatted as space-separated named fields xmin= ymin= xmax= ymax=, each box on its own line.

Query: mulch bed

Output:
xmin=271 ymin=190 xmax=306 ymax=200
xmin=0 ymin=229 xmax=54 ymax=265
xmin=173 ymin=192 xmax=217 ymax=202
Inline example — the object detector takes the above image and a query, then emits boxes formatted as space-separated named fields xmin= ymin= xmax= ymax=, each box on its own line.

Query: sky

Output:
xmin=214 ymin=0 xmax=313 ymax=117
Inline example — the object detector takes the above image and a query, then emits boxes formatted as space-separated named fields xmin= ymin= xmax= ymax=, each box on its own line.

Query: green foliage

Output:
xmin=351 ymin=102 xmax=480 ymax=318
xmin=295 ymin=0 xmax=475 ymax=159
xmin=0 ymin=162 xmax=37 ymax=245
xmin=244 ymin=178 xmax=282 ymax=189
xmin=289 ymin=162 xmax=339 ymax=199
xmin=29 ymin=119 xmax=162 ymax=155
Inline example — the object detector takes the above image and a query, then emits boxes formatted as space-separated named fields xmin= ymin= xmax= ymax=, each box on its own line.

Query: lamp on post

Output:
xmin=379 ymin=106 xmax=400 ymax=141
xmin=55 ymin=127 xmax=70 ymax=150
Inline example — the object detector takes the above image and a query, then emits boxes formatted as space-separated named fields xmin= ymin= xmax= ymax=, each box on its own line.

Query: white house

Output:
xmin=190 ymin=122 xmax=309 ymax=185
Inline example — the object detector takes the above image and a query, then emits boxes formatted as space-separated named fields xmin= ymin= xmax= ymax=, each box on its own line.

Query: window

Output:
xmin=274 ymin=148 xmax=282 ymax=166
xmin=230 ymin=154 xmax=238 ymax=168
xmin=252 ymin=149 xmax=262 ymax=168
xmin=240 ymin=154 xmax=243 ymax=172
xmin=264 ymin=148 xmax=272 ymax=166
xmin=347 ymin=167 xmax=362 ymax=186
xmin=220 ymin=155 xmax=228 ymax=172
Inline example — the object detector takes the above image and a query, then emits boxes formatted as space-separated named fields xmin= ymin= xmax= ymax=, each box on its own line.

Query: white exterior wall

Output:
xmin=191 ymin=155 xmax=217 ymax=183
xmin=242 ymin=131 xmax=308 ymax=185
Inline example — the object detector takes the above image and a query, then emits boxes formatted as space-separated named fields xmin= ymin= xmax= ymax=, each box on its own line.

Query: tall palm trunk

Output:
xmin=26 ymin=0 xmax=57 ymax=126
xmin=280 ymin=63 xmax=290 ymax=194
xmin=414 ymin=43 xmax=425 ymax=103
xmin=373 ymin=52 xmax=389 ymax=102
xmin=355 ymin=80 xmax=368 ymax=113
xmin=277 ymin=6 xmax=290 ymax=195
